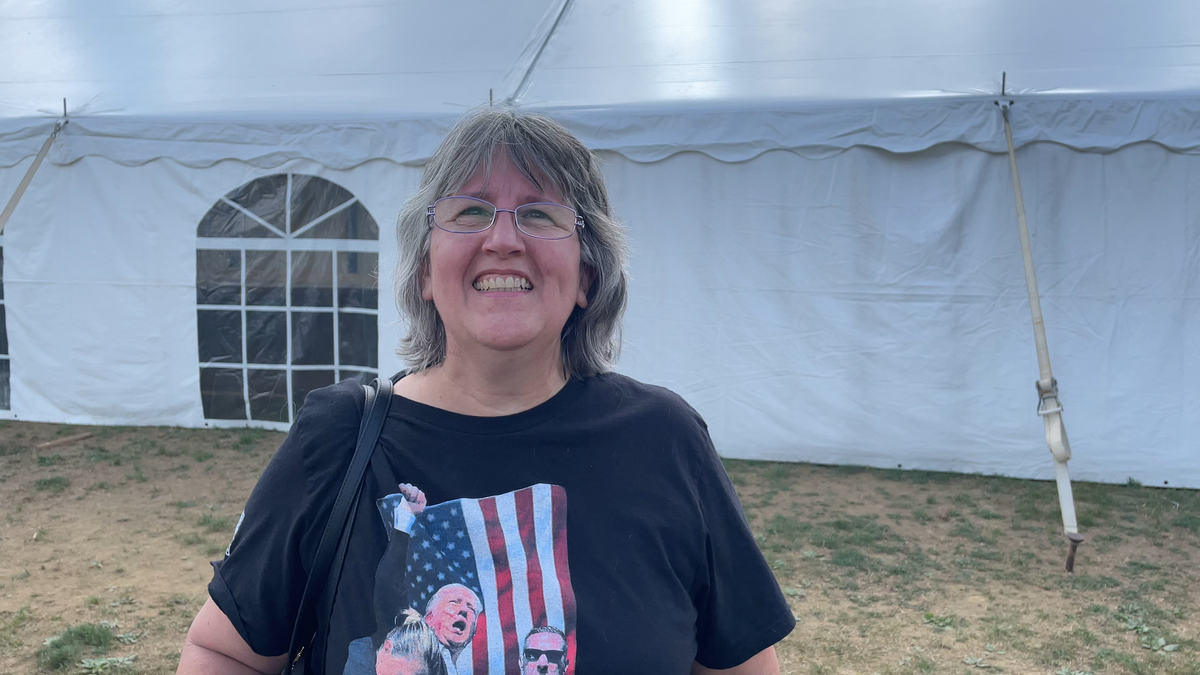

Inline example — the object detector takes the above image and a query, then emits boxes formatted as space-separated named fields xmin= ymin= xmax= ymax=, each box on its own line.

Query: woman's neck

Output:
xmin=394 ymin=348 xmax=568 ymax=417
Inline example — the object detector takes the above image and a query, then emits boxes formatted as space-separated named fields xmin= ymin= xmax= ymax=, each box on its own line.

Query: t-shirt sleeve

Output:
xmin=686 ymin=414 xmax=796 ymax=669
xmin=207 ymin=380 xmax=365 ymax=657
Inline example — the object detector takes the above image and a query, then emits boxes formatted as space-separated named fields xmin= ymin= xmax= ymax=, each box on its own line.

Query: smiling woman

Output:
xmin=178 ymin=108 xmax=793 ymax=675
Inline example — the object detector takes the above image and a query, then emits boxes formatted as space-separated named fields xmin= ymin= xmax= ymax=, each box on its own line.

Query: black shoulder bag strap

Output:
xmin=283 ymin=375 xmax=394 ymax=674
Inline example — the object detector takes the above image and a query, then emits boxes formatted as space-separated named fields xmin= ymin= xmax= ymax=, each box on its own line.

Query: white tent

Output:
xmin=1 ymin=0 xmax=1198 ymax=487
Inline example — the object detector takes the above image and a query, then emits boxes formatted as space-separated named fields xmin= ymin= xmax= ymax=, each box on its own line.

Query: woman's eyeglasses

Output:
xmin=428 ymin=196 xmax=584 ymax=240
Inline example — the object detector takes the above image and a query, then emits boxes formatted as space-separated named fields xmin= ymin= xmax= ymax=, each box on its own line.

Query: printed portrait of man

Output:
xmin=423 ymin=583 xmax=482 ymax=664
xmin=521 ymin=626 xmax=570 ymax=675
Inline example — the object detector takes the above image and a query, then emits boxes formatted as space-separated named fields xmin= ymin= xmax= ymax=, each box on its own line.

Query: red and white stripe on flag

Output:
xmin=459 ymin=483 xmax=576 ymax=675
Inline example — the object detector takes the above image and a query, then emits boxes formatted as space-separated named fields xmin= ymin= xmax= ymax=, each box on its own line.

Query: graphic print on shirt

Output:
xmin=343 ymin=483 xmax=576 ymax=675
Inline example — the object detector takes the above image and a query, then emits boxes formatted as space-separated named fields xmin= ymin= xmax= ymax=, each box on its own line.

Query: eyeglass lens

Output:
xmin=522 ymin=649 xmax=565 ymax=662
xmin=433 ymin=197 xmax=577 ymax=239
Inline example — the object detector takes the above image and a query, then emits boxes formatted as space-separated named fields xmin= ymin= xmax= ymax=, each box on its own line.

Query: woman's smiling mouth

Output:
xmin=473 ymin=274 xmax=532 ymax=292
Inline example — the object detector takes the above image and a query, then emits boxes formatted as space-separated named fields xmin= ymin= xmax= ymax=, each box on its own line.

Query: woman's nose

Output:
xmin=482 ymin=210 xmax=524 ymax=254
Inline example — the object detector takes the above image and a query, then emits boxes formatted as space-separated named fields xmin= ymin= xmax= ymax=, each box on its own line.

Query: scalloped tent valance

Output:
xmin=3 ymin=0 xmax=1200 ymax=168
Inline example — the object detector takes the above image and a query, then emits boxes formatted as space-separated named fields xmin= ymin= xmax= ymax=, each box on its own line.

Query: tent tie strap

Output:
xmin=1036 ymin=378 xmax=1062 ymax=417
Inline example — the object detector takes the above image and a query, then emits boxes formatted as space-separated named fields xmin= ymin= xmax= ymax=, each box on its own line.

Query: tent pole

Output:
xmin=0 ymin=118 xmax=67 ymax=235
xmin=999 ymin=96 xmax=1085 ymax=571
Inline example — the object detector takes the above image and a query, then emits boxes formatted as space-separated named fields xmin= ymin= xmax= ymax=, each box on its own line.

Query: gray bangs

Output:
xmin=393 ymin=107 xmax=630 ymax=379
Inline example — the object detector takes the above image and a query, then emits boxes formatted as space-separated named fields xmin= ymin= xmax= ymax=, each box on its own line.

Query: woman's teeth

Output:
xmin=473 ymin=276 xmax=532 ymax=291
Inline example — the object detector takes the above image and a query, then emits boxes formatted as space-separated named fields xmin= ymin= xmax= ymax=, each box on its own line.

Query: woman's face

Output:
xmin=422 ymin=152 xmax=590 ymax=363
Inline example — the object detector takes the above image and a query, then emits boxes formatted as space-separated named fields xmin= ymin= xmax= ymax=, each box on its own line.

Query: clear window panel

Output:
xmin=292 ymin=369 xmax=335 ymax=413
xmin=337 ymin=252 xmax=378 ymax=309
xmin=197 ymin=200 xmax=280 ymax=238
xmin=290 ymin=175 xmax=353 ymax=233
xmin=246 ymin=250 xmax=286 ymax=306
xmin=338 ymin=369 xmax=377 ymax=386
xmin=291 ymin=311 xmax=334 ymax=365
xmin=291 ymin=251 xmax=333 ymax=307
xmin=196 ymin=250 xmax=242 ymax=305
xmin=197 ymin=310 xmax=243 ymax=363
xmin=200 ymin=367 xmax=246 ymax=420
xmin=0 ymin=305 xmax=7 ymax=355
xmin=0 ymin=248 xmax=5 ymax=300
xmin=248 ymin=369 xmax=289 ymax=422
xmin=0 ymin=360 xmax=8 ymax=410
xmin=297 ymin=201 xmax=379 ymax=240
xmin=338 ymin=312 xmax=377 ymax=368
xmin=246 ymin=310 xmax=287 ymax=364
xmin=226 ymin=174 xmax=287 ymax=231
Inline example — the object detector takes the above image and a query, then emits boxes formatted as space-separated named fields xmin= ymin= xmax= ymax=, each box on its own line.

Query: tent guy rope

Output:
xmin=0 ymin=99 xmax=68 ymax=236
xmin=997 ymin=74 xmax=1085 ymax=571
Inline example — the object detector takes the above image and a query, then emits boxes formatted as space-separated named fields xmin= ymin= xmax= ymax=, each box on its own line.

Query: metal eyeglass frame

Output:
xmin=427 ymin=196 xmax=585 ymax=240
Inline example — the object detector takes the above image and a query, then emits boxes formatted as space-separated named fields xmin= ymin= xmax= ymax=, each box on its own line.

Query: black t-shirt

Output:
xmin=209 ymin=372 xmax=794 ymax=674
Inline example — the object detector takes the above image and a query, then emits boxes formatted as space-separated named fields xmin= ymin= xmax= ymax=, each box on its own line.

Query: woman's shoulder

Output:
xmin=276 ymin=377 xmax=370 ymax=477
xmin=585 ymin=372 xmax=709 ymax=433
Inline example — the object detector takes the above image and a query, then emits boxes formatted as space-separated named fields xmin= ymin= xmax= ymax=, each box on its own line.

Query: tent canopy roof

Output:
xmin=3 ymin=0 xmax=1200 ymax=166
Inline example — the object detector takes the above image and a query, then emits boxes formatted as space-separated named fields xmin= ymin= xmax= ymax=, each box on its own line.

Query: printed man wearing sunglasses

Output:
xmin=521 ymin=626 xmax=569 ymax=675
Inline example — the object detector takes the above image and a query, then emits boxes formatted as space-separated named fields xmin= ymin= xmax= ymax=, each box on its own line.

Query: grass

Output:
xmin=35 ymin=623 xmax=113 ymax=670
xmin=728 ymin=460 xmax=1200 ymax=675
xmin=5 ymin=422 xmax=1200 ymax=674
xmin=0 ymin=606 xmax=30 ymax=651
xmin=35 ymin=476 xmax=70 ymax=492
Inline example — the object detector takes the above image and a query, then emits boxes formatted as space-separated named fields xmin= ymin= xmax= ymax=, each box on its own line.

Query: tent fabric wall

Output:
xmin=602 ymin=143 xmax=1200 ymax=488
xmin=2 ymin=156 xmax=421 ymax=427
xmin=3 ymin=0 xmax=1199 ymax=487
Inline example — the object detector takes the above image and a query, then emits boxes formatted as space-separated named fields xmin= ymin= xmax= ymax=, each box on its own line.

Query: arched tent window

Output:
xmin=196 ymin=174 xmax=379 ymax=425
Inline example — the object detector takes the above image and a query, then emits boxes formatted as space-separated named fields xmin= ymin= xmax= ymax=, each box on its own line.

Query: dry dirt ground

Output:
xmin=0 ymin=421 xmax=1197 ymax=674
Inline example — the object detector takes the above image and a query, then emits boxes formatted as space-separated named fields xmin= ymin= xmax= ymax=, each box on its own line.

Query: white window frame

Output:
xmin=197 ymin=174 xmax=380 ymax=429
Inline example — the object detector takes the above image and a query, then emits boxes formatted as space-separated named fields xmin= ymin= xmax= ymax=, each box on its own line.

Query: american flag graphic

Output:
xmin=404 ymin=483 xmax=576 ymax=675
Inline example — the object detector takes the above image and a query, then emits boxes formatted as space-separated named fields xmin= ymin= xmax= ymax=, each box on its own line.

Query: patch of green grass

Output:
xmin=178 ymin=532 xmax=208 ymax=546
xmin=1036 ymin=639 xmax=1078 ymax=666
xmin=923 ymin=611 xmax=957 ymax=630
xmin=950 ymin=520 xmax=995 ymax=544
xmin=1059 ymin=574 xmax=1122 ymax=591
xmin=912 ymin=508 xmax=931 ymax=524
xmin=237 ymin=428 xmax=267 ymax=450
xmin=35 ymin=476 xmax=70 ymax=493
xmin=37 ymin=454 xmax=63 ymax=466
xmin=85 ymin=596 xmax=100 ymax=607
xmin=830 ymin=548 xmax=874 ymax=571
xmin=193 ymin=450 xmax=214 ymax=462
xmin=1173 ymin=513 xmax=1200 ymax=532
xmin=125 ymin=464 xmax=146 ymax=483
xmin=1122 ymin=560 xmax=1163 ymax=577
xmin=35 ymin=623 xmax=113 ymax=670
xmin=198 ymin=513 xmax=230 ymax=532
xmin=85 ymin=446 xmax=122 ymax=465
xmin=952 ymin=493 xmax=976 ymax=507
xmin=173 ymin=500 xmax=196 ymax=509
xmin=1092 ymin=648 xmax=1147 ymax=674
xmin=0 ymin=606 xmax=31 ymax=651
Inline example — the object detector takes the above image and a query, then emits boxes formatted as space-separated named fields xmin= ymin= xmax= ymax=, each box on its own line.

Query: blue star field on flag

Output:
xmin=405 ymin=501 xmax=483 ymax=613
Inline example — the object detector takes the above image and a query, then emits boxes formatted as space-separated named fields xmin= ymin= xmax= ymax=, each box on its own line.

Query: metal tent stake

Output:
xmin=998 ymin=78 xmax=1084 ymax=572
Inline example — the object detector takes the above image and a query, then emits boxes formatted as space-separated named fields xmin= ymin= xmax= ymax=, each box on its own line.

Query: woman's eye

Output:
xmin=459 ymin=206 xmax=489 ymax=217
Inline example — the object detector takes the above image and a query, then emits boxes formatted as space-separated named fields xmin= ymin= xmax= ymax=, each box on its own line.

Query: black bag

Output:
xmin=282 ymin=376 xmax=393 ymax=674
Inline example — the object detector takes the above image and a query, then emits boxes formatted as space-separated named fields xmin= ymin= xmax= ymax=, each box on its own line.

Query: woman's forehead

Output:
xmin=450 ymin=147 xmax=568 ymax=204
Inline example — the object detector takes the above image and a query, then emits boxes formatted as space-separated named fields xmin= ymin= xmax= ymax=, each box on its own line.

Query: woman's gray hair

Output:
xmin=394 ymin=107 xmax=629 ymax=378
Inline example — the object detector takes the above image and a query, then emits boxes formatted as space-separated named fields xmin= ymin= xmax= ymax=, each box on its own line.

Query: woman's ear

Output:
xmin=420 ymin=260 xmax=434 ymax=302
xmin=576 ymin=264 xmax=594 ymax=309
